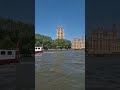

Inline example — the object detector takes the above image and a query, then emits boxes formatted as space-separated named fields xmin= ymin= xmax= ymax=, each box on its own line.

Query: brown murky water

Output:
xmin=35 ymin=50 xmax=85 ymax=90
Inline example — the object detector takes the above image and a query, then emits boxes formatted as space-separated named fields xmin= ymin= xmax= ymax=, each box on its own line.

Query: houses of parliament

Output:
xmin=56 ymin=27 xmax=85 ymax=50
xmin=86 ymin=24 xmax=120 ymax=54
xmin=56 ymin=24 xmax=120 ymax=53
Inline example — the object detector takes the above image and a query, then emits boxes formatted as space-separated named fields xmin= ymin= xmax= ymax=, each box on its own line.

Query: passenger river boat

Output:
xmin=0 ymin=49 xmax=19 ymax=64
xmin=35 ymin=47 xmax=43 ymax=56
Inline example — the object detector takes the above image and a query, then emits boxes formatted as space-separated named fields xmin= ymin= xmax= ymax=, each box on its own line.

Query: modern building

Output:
xmin=56 ymin=27 xmax=64 ymax=39
xmin=71 ymin=36 xmax=85 ymax=50
xmin=86 ymin=24 xmax=120 ymax=54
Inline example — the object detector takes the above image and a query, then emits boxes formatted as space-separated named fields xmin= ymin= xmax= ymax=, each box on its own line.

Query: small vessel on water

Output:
xmin=0 ymin=49 xmax=19 ymax=64
xmin=35 ymin=47 xmax=43 ymax=56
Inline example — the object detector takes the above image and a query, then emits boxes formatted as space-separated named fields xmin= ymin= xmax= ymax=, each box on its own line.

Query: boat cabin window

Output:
xmin=35 ymin=48 xmax=37 ymax=49
xmin=8 ymin=51 xmax=12 ymax=55
xmin=1 ymin=51 xmax=5 ymax=55
xmin=38 ymin=48 xmax=40 ymax=49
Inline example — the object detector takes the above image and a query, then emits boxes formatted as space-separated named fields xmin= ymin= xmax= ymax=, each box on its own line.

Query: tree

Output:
xmin=54 ymin=39 xmax=71 ymax=50
xmin=35 ymin=33 xmax=52 ymax=49
xmin=0 ymin=36 xmax=15 ymax=49
xmin=35 ymin=34 xmax=72 ymax=50
xmin=0 ymin=18 xmax=34 ymax=54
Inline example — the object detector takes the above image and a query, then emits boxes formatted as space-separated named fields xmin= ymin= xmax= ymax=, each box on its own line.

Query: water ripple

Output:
xmin=35 ymin=50 xmax=85 ymax=90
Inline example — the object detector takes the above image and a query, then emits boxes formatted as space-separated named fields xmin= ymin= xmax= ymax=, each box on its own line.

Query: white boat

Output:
xmin=35 ymin=47 xmax=43 ymax=55
xmin=0 ymin=49 xmax=19 ymax=64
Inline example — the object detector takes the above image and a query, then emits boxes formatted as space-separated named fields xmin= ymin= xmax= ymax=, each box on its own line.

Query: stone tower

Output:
xmin=56 ymin=27 xmax=64 ymax=39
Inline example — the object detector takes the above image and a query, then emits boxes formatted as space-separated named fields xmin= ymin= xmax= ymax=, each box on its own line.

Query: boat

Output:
xmin=35 ymin=47 xmax=43 ymax=56
xmin=0 ymin=49 xmax=20 ymax=64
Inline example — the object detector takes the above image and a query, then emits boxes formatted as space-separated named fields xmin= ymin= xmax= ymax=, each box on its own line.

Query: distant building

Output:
xmin=56 ymin=27 xmax=64 ymax=39
xmin=86 ymin=24 xmax=120 ymax=54
xmin=71 ymin=36 xmax=85 ymax=49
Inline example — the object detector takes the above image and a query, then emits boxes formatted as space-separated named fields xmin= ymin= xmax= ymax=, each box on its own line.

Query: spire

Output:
xmin=112 ymin=23 xmax=117 ymax=32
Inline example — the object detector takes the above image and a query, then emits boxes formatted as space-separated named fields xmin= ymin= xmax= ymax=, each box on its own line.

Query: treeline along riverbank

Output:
xmin=35 ymin=34 xmax=71 ymax=50
xmin=0 ymin=17 xmax=72 ymax=54
xmin=0 ymin=17 xmax=34 ymax=55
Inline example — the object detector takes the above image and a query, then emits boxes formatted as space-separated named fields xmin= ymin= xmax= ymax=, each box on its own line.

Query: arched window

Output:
xmin=1 ymin=51 xmax=5 ymax=55
xmin=8 ymin=51 xmax=12 ymax=55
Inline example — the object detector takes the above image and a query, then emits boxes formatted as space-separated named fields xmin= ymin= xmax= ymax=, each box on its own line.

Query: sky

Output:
xmin=86 ymin=0 xmax=120 ymax=37
xmin=86 ymin=0 xmax=120 ymax=28
xmin=35 ymin=0 xmax=85 ymax=40
xmin=0 ymin=0 xmax=120 ymax=38
xmin=0 ymin=0 xmax=34 ymax=24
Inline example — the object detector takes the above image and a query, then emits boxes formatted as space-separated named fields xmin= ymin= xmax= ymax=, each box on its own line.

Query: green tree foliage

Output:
xmin=35 ymin=34 xmax=52 ymax=49
xmin=0 ymin=17 xmax=34 ymax=54
xmin=35 ymin=33 xmax=71 ymax=50
xmin=54 ymin=39 xmax=71 ymax=50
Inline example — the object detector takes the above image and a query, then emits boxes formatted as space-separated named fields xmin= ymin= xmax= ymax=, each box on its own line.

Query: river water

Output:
xmin=86 ymin=56 xmax=120 ymax=89
xmin=35 ymin=50 xmax=85 ymax=90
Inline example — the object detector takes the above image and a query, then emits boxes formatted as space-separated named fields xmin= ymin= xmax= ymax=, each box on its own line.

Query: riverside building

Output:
xmin=71 ymin=36 xmax=85 ymax=50
xmin=86 ymin=24 xmax=120 ymax=54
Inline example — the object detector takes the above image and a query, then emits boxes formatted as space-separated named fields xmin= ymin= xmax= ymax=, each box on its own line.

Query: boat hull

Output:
xmin=35 ymin=51 xmax=43 ymax=56
xmin=35 ymin=51 xmax=43 ymax=53
xmin=0 ymin=59 xmax=19 ymax=65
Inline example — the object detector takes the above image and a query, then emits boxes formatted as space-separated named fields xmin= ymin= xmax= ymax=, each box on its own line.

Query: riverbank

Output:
xmin=47 ymin=48 xmax=85 ymax=51
xmin=86 ymin=53 xmax=120 ymax=57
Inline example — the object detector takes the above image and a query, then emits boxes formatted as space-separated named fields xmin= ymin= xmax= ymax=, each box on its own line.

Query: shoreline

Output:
xmin=46 ymin=48 xmax=85 ymax=51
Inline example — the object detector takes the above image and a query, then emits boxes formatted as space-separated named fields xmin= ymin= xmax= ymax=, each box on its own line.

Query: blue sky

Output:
xmin=0 ymin=0 xmax=34 ymax=24
xmin=86 ymin=0 xmax=120 ymax=37
xmin=35 ymin=0 xmax=85 ymax=40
